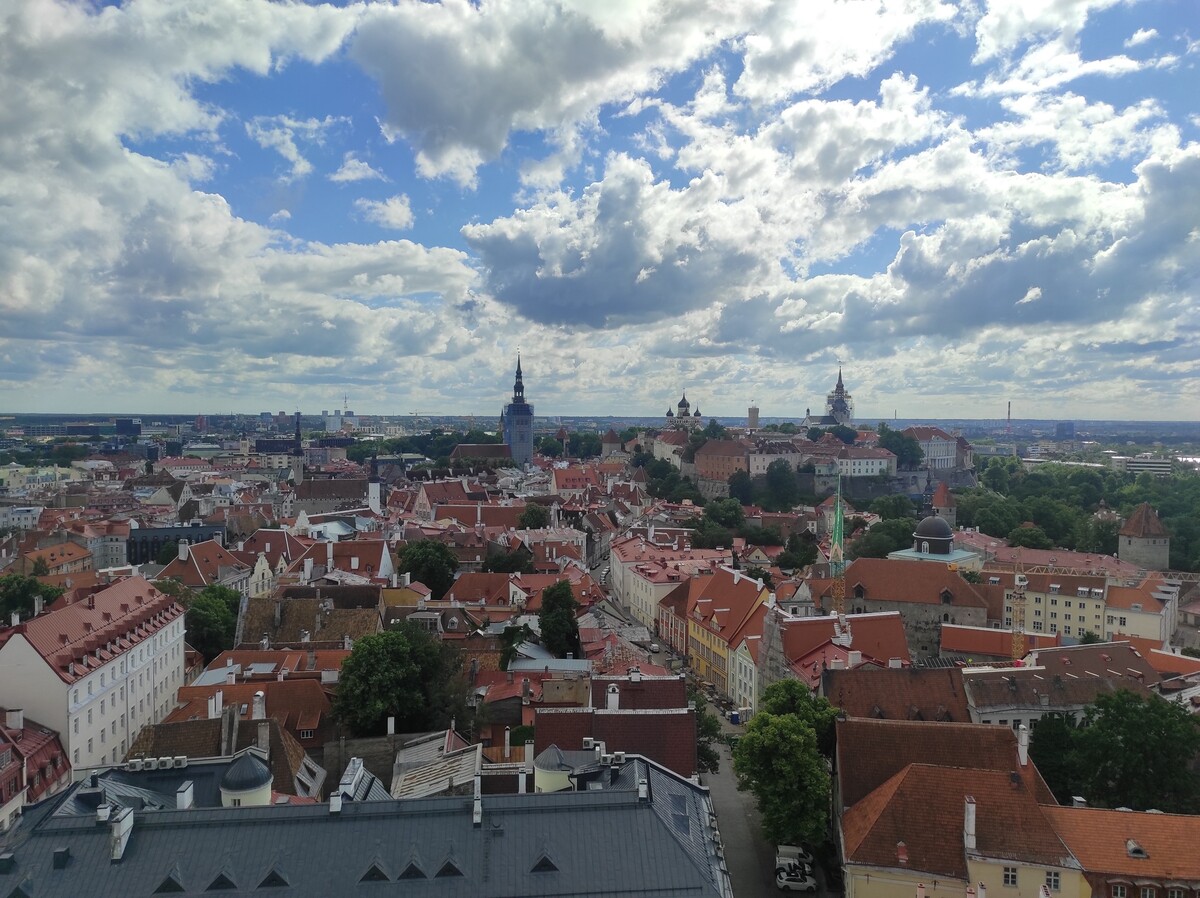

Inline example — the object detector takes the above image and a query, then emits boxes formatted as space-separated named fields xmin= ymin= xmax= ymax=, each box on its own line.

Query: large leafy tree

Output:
xmin=333 ymin=623 xmax=468 ymax=736
xmin=183 ymin=584 xmax=243 ymax=662
xmin=538 ymin=580 xmax=582 ymax=659
xmin=1029 ymin=713 xmax=1080 ymax=805
xmin=0 ymin=574 xmax=64 ymax=620
xmin=1074 ymin=690 xmax=1200 ymax=812
xmin=869 ymin=494 xmax=916 ymax=521
xmin=518 ymin=503 xmax=550 ymax=530
xmin=727 ymin=469 xmax=754 ymax=505
xmin=762 ymin=459 xmax=801 ymax=511
xmin=1006 ymin=525 xmax=1054 ymax=549
xmin=733 ymin=711 xmax=830 ymax=846
xmin=396 ymin=539 xmax=459 ymax=600
xmin=877 ymin=422 xmax=923 ymax=469
xmin=757 ymin=679 xmax=840 ymax=758
xmin=704 ymin=498 xmax=745 ymax=529
xmin=848 ymin=518 xmax=916 ymax=559
xmin=777 ymin=532 xmax=818 ymax=570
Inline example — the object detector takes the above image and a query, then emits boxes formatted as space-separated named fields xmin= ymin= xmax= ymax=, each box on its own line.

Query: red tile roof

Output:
xmin=835 ymin=717 xmax=1056 ymax=810
xmin=157 ymin=539 xmax=248 ymax=587
xmin=823 ymin=667 xmax=971 ymax=721
xmin=0 ymin=576 xmax=183 ymax=683
xmin=780 ymin=611 xmax=911 ymax=667
xmin=590 ymin=676 xmax=688 ymax=710
xmin=940 ymin=623 xmax=1061 ymax=657
xmin=1043 ymin=805 xmax=1200 ymax=879
xmin=846 ymin=558 xmax=988 ymax=608
xmin=534 ymin=707 xmax=698 ymax=776
xmin=1119 ymin=502 xmax=1169 ymax=538
xmin=843 ymin=765 xmax=1071 ymax=879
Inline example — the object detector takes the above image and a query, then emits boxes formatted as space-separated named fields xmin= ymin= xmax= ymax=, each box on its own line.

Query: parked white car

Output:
xmin=776 ymin=863 xmax=818 ymax=893
xmin=775 ymin=845 xmax=815 ymax=870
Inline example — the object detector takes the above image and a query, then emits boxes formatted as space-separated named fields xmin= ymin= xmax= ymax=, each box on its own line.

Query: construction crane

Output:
xmin=830 ymin=475 xmax=846 ymax=616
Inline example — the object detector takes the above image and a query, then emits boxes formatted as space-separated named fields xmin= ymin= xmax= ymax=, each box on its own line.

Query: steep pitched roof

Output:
xmin=157 ymin=539 xmax=248 ymax=587
xmin=1119 ymin=502 xmax=1168 ymax=538
xmin=843 ymin=765 xmax=1074 ymax=879
xmin=535 ymin=707 xmax=698 ymax=777
xmin=835 ymin=718 xmax=1056 ymax=810
xmin=780 ymin=611 xmax=911 ymax=667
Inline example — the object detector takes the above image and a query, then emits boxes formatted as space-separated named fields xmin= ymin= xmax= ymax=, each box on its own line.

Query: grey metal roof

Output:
xmin=1 ymin=769 xmax=732 ymax=897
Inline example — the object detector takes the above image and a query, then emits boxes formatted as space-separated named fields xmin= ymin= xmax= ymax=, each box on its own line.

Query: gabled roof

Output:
xmin=835 ymin=718 xmax=1056 ymax=810
xmin=823 ymin=667 xmax=970 ymax=722
xmin=779 ymin=611 xmax=910 ymax=667
xmin=590 ymin=676 xmax=688 ymax=710
xmin=157 ymin=538 xmax=248 ymax=587
xmin=843 ymin=764 xmax=1073 ymax=880
xmin=1119 ymin=502 xmax=1168 ymax=538
xmin=940 ymin=623 xmax=1061 ymax=657
xmin=963 ymin=665 xmax=1154 ymax=711
xmin=535 ymin=707 xmax=698 ymax=777
xmin=901 ymin=426 xmax=954 ymax=441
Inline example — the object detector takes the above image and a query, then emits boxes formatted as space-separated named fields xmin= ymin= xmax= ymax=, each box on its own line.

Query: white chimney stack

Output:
xmin=964 ymin=795 xmax=977 ymax=851
xmin=178 ymin=540 xmax=189 ymax=562
xmin=978 ymin=882 xmax=988 ymax=898
xmin=176 ymin=781 xmax=194 ymax=810
xmin=5 ymin=709 xmax=24 ymax=731
xmin=524 ymin=740 xmax=534 ymax=774
xmin=607 ymin=684 xmax=620 ymax=710
xmin=1018 ymin=723 xmax=1029 ymax=766
xmin=504 ymin=726 xmax=511 ymax=760
xmin=252 ymin=691 xmax=266 ymax=720
xmin=214 ymin=689 xmax=223 ymax=717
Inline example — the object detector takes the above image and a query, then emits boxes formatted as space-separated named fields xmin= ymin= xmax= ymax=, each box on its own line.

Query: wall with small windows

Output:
xmin=969 ymin=859 xmax=1087 ymax=898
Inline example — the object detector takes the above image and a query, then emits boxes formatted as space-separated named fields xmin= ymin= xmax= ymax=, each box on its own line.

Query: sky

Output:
xmin=2 ymin=0 xmax=1198 ymax=422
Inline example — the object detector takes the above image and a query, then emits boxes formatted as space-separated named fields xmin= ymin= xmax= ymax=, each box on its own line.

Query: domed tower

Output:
xmin=677 ymin=392 xmax=691 ymax=418
xmin=912 ymin=515 xmax=954 ymax=556
xmin=501 ymin=354 xmax=535 ymax=466
xmin=220 ymin=751 xmax=273 ymax=807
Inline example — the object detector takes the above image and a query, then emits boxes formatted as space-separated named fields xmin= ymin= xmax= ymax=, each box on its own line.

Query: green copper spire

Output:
xmin=830 ymin=475 xmax=845 ymax=577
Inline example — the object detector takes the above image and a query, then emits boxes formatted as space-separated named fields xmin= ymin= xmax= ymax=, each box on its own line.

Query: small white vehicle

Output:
xmin=776 ymin=863 xmax=818 ymax=893
xmin=775 ymin=845 xmax=815 ymax=870
xmin=649 ymin=643 xmax=661 ymax=653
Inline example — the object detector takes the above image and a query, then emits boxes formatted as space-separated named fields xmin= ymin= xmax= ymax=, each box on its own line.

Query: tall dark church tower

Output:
xmin=502 ymin=355 xmax=534 ymax=466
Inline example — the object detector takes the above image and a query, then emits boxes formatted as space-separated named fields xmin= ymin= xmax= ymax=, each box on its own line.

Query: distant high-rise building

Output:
xmin=114 ymin=417 xmax=141 ymax=437
xmin=747 ymin=404 xmax=760 ymax=430
xmin=1055 ymin=421 xmax=1075 ymax=441
xmin=501 ymin=355 xmax=534 ymax=466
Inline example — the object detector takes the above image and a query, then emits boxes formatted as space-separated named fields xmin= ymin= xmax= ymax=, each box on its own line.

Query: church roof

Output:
xmin=1119 ymin=502 xmax=1168 ymax=538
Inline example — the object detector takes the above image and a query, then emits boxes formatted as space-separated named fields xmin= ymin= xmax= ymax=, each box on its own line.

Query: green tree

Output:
xmin=702 ymin=419 xmax=729 ymax=440
xmin=981 ymin=460 xmax=1011 ymax=493
xmin=762 ymin=459 xmax=801 ymax=511
xmin=538 ymin=580 xmax=582 ymax=659
xmin=518 ymin=503 xmax=550 ymax=530
xmin=877 ymin=422 xmax=923 ymax=469
xmin=688 ymin=686 xmax=722 ymax=774
xmin=499 ymin=623 xmax=535 ymax=669
xmin=728 ymin=469 xmax=754 ymax=505
xmin=483 ymin=546 xmax=534 ymax=574
xmin=705 ymin=498 xmax=745 ymax=529
xmin=806 ymin=427 xmax=824 ymax=441
xmin=1075 ymin=690 xmax=1200 ymax=812
xmin=0 ymin=574 xmax=64 ymax=620
xmin=1029 ymin=713 xmax=1080 ymax=804
xmin=828 ymin=424 xmax=857 ymax=445
xmin=1007 ymin=525 xmax=1054 ymax=550
xmin=567 ymin=432 xmax=603 ymax=458
xmin=757 ymin=679 xmax=840 ymax=758
xmin=745 ymin=565 xmax=775 ymax=589
xmin=185 ymin=592 xmax=236 ymax=662
xmin=870 ymin=494 xmax=915 ymax=521
xmin=396 ymin=539 xmax=459 ymax=600
xmin=30 ymin=556 xmax=51 ymax=577
xmin=733 ymin=711 xmax=831 ymax=846
xmin=536 ymin=436 xmax=563 ymax=458
xmin=155 ymin=541 xmax=182 ymax=565
xmin=777 ymin=532 xmax=818 ymax=570
xmin=1079 ymin=631 xmax=1103 ymax=644
xmin=848 ymin=517 xmax=916 ymax=559
xmin=333 ymin=623 xmax=468 ymax=736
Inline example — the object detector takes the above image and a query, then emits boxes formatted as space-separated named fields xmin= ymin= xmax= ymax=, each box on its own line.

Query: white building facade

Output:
xmin=0 ymin=576 xmax=186 ymax=771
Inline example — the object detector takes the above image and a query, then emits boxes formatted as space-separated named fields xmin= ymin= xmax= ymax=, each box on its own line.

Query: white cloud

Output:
xmin=972 ymin=0 xmax=1126 ymax=62
xmin=269 ymin=209 xmax=292 ymax=222
xmin=353 ymin=195 xmax=416 ymax=230
xmin=246 ymin=114 xmax=347 ymax=180
xmin=1016 ymin=286 xmax=1042 ymax=305
xmin=1125 ymin=27 xmax=1158 ymax=47
xmin=329 ymin=152 xmax=388 ymax=183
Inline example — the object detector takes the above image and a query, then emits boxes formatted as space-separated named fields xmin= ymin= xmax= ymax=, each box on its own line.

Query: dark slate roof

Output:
xmin=221 ymin=753 xmax=272 ymax=792
xmin=1 ymin=760 xmax=731 ymax=898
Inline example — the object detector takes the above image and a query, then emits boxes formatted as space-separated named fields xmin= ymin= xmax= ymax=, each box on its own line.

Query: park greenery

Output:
xmin=962 ymin=459 xmax=1200 ymax=570
xmin=518 ymin=503 xmax=550 ymax=530
xmin=733 ymin=680 xmax=835 ymax=846
xmin=168 ymin=582 xmax=243 ymax=662
xmin=1030 ymin=690 xmax=1200 ymax=811
xmin=333 ymin=622 xmax=469 ymax=737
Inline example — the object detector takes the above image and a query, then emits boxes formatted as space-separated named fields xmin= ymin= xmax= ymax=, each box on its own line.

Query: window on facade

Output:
xmin=1064 ymin=627 xmax=1072 ymax=636
xmin=1003 ymin=868 xmax=1018 ymax=887
xmin=1050 ymin=624 xmax=1058 ymax=633
xmin=1141 ymin=889 xmax=1155 ymax=898
xmin=1112 ymin=887 xmax=1126 ymax=898
xmin=1167 ymin=889 xmax=1184 ymax=898
xmin=1120 ymin=617 xmax=1127 ymax=627
xmin=299 ymin=729 xmax=315 ymax=740
xmin=1050 ymin=598 xmax=1058 ymax=605
xmin=1107 ymin=615 xmax=1116 ymax=625
xmin=73 ymin=718 xmax=78 ymax=734
xmin=1046 ymin=872 xmax=1060 ymax=891
xmin=87 ymin=709 xmax=92 ymax=725
xmin=1033 ymin=621 xmax=1044 ymax=632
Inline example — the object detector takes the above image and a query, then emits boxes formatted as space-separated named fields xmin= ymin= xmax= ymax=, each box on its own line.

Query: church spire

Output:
xmin=512 ymin=353 xmax=525 ymax=403
xmin=836 ymin=366 xmax=844 ymax=391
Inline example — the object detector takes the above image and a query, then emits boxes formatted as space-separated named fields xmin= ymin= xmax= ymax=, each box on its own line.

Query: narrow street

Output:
xmin=703 ymin=725 xmax=779 ymax=898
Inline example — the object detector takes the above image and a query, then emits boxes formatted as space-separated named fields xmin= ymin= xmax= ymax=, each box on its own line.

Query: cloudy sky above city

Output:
xmin=2 ymin=0 xmax=1197 ymax=421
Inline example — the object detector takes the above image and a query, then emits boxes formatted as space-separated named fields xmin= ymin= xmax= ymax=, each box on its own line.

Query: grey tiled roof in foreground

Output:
xmin=0 ymin=760 xmax=732 ymax=897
